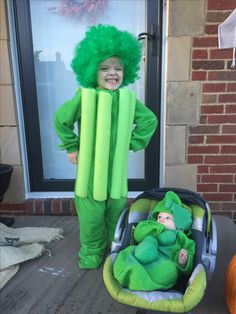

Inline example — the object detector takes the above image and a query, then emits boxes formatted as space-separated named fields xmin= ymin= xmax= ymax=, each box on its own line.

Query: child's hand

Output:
xmin=178 ymin=249 xmax=188 ymax=265
xmin=67 ymin=151 xmax=78 ymax=164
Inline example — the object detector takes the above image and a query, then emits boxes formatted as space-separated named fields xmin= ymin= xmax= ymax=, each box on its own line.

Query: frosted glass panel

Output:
xmin=30 ymin=0 xmax=145 ymax=180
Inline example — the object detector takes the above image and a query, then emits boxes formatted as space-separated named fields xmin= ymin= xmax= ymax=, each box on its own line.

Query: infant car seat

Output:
xmin=103 ymin=188 xmax=217 ymax=313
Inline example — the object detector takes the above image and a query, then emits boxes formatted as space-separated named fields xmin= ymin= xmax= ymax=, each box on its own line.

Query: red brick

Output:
xmin=201 ymin=105 xmax=224 ymax=114
xmin=192 ymin=49 xmax=208 ymax=59
xmin=197 ymin=174 xmax=201 ymax=183
xmin=24 ymin=207 xmax=33 ymax=215
xmin=188 ymin=135 xmax=204 ymax=144
xmin=208 ymin=71 xmax=236 ymax=81
xmin=208 ymin=115 xmax=236 ymax=124
xmin=210 ymin=165 xmax=236 ymax=173
xmin=219 ymin=94 xmax=236 ymax=103
xmin=61 ymin=198 xmax=71 ymax=215
xmin=207 ymin=135 xmax=236 ymax=144
xmin=205 ymin=155 xmax=236 ymax=164
xmin=187 ymin=155 xmax=203 ymax=164
xmin=205 ymin=24 xmax=218 ymax=35
xmin=52 ymin=198 xmax=62 ymax=214
xmin=227 ymin=60 xmax=236 ymax=69
xmin=24 ymin=200 xmax=34 ymax=212
xmin=202 ymin=193 xmax=233 ymax=201
xmin=202 ymin=174 xmax=233 ymax=183
xmin=193 ymin=37 xmax=218 ymax=48
xmin=192 ymin=71 xmax=207 ymax=81
xmin=222 ymin=202 xmax=236 ymax=210
xmin=210 ymin=49 xmax=234 ymax=59
xmin=203 ymin=83 xmax=226 ymax=93
xmin=222 ymin=125 xmax=236 ymax=134
xmin=219 ymin=184 xmax=236 ymax=192
xmin=192 ymin=60 xmax=224 ymax=70
xmin=198 ymin=165 xmax=209 ymax=173
xmin=206 ymin=11 xmax=232 ymax=23
xmin=71 ymin=199 xmax=77 ymax=215
xmin=200 ymin=115 xmax=208 ymax=124
xmin=208 ymin=0 xmax=236 ymax=10
xmin=189 ymin=125 xmax=220 ymax=134
xmin=221 ymin=145 xmax=236 ymax=153
xmin=226 ymin=83 xmax=236 ymax=92
xmin=208 ymin=202 xmax=222 ymax=210
xmin=188 ymin=145 xmax=219 ymax=154
xmin=44 ymin=199 xmax=53 ymax=215
xmin=34 ymin=199 xmax=44 ymax=215
xmin=0 ymin=203 xmax=25 ymax=211
xmin=225 ymin=104 xmax=236 ymax=113
xmin=201 ymin=94 xmax=217 ymax=103
xmin=197 ymin=183 xmax=218 ymax=192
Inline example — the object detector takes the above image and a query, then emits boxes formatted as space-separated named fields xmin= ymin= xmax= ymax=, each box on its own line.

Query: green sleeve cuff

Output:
xmin=62 ymin=146 xmax=79 ymax=153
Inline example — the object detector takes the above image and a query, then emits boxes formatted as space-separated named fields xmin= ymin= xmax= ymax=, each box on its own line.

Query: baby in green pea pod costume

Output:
xmin=113 ymin=191 xmax=195 ymax=291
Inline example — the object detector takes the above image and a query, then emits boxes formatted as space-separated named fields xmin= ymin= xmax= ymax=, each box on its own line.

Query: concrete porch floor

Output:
xmin=1 ymin=215 xmax=235 ymax=314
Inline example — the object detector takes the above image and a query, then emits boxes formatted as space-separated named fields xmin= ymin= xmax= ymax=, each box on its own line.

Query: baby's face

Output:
xmin=97 ymin=57 xmax=123 ymax=90
xmin=157 ymin=212 xmax=176 ymax=230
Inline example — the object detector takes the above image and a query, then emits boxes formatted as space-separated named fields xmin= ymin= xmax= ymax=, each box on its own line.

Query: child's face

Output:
xmin=97 ymin=57 xmax=123 ymax=90
xmin=157 ymin=212 xmax=176 ymax=230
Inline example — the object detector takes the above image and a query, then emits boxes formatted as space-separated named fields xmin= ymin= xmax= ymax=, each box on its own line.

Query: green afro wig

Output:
xmin=71 ymin=24 xmax=142 ymax=87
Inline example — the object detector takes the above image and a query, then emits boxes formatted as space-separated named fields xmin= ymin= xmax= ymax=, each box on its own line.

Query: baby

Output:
xmin=156 ymin=211 xmax=188 ymax=266
xmin=113 ymin=191 xmax=195 ymax=291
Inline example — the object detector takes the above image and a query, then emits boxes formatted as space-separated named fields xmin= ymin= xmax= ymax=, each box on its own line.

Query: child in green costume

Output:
xmin=54 ymin=25 xmax=157 ymax=269
xmin=113 ymin=191 xmax=195 ymax=291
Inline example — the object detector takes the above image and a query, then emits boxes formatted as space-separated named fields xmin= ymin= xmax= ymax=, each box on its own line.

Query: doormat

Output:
xmin=0 ymin=223 xmax=64 ymax=289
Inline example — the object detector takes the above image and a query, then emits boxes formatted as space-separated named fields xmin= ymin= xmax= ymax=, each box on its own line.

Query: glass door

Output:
xmin=12 ymin=0 xmax=162 ymax=192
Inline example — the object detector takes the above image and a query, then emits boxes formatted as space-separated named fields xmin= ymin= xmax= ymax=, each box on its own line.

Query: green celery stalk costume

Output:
xmin=74 ymin=88 xmax=137 ymax=201
xmin=54 ymin=25 xmax=157 ymax=269
xmin=55 ymin=88 xmax=157 ymax=269
xmin=113 ymin=192 xmax=195 ymax=291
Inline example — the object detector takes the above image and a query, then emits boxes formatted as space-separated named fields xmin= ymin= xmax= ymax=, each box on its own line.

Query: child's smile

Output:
xmin=97 ymin=57 xmax=124 ymax=90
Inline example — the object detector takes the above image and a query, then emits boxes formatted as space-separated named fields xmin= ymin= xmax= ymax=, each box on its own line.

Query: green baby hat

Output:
xmin=152 ymin=191 xmax=192 ymax=230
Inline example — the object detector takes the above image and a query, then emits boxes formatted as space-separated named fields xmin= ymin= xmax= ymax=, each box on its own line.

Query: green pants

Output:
xmin=75 ymin=191 xmax=127 ymax=269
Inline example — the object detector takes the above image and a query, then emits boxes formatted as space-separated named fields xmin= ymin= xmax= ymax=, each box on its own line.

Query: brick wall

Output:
xmin=0 ymin=198 xmax=77 ymax=216
xmin=190 ymin=0 xmax=236 ymax=221
xmin=0 ymin=197 xmax=134 ymax=217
